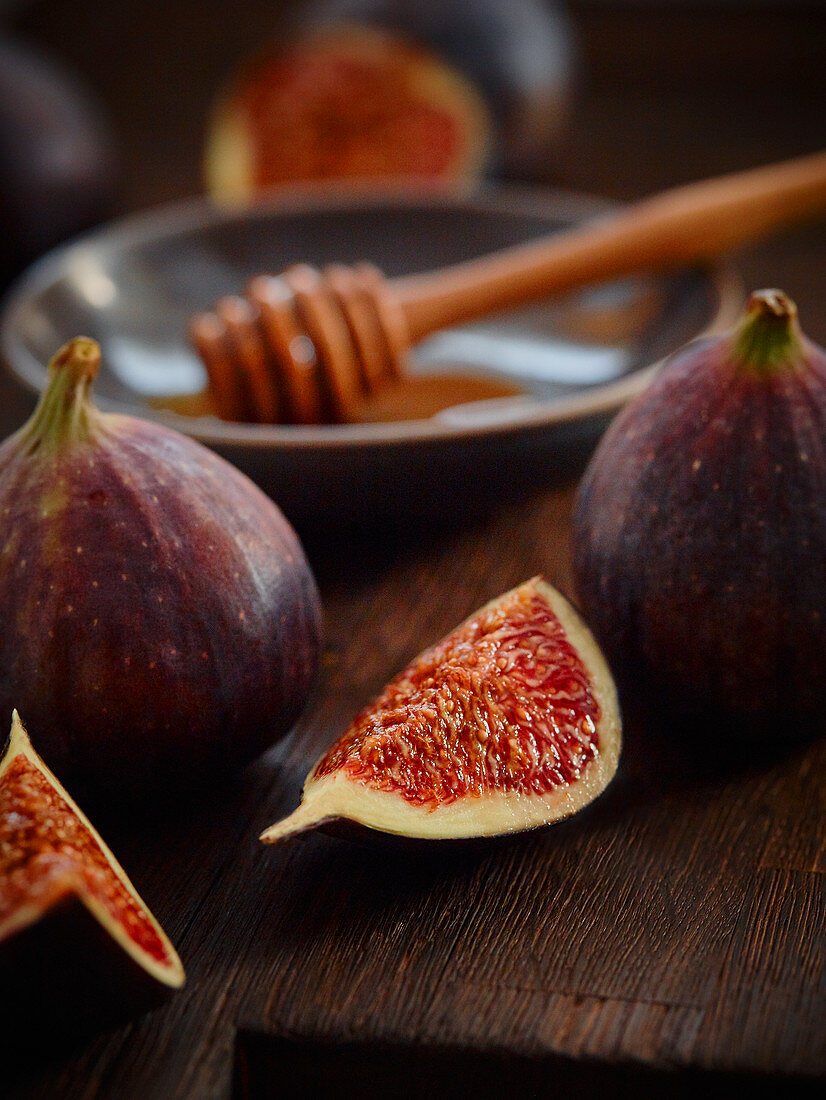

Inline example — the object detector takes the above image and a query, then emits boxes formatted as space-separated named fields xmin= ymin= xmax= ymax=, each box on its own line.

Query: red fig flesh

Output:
xmin=263 ymin=577 xmax=620 ymax=842
xmin=0 ymin=712 xmax=184 ymax=1019
xmin=573 ymin=289 xmax=826 ymax=725
xmin=0 ymin=338 xmax=321 ymax=805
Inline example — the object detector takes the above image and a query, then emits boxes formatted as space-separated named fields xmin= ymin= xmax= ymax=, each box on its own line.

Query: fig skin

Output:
xmin=0 ymin=339 xmax=322 ymax=807
xmin=572 ymin=290 xmax=826 ymax=731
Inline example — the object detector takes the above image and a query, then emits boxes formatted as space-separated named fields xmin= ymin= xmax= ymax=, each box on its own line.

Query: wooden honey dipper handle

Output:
xmin=394 ymin=149 xmax=826 ymax=341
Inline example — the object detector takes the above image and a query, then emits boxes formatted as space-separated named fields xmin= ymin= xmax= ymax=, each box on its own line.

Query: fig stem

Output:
xmin=733 ymin=289 xmax=802 ymax=372
xmin=19 ymin=337 xmax=104 ymax=451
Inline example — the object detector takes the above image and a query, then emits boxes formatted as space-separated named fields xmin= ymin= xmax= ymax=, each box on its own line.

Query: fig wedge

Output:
xmin=205 ymin=24 xmax=491 ymax=201
xmin=263 ymin=577 xmax=620 ymax=843
xmin=0 ymin=712 xmax=184 ymax=1028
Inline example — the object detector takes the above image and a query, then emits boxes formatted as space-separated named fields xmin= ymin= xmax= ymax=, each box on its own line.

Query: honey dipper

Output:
xmin=190 ymin=150 xmax=826 ymax=424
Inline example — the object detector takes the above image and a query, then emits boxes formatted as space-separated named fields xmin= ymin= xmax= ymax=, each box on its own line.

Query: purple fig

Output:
xmin=0 ymin=338 xmax=322 ymax=807
xmin=573 ymin=290 xmax=826 ymax=729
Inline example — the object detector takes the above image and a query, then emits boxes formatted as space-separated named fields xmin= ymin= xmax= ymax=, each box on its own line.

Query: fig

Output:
xmin=572 ymin=289 xmax=826 ymax=729
xmin=0 ymin=338 xmax=321 ymax=806
xmin=262 ymin=577 xmax=620 ymax=842
xmin=205 ymin=22 xmax=491 ymax=202
xmin=0 ymin=711 xmax=184 ymax=1028
xmin=0 ymin=37 xmax=118 ymax=283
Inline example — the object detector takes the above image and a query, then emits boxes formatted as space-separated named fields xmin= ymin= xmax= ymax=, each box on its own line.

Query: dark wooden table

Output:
xmin=2 ymin=3 xmax=825 ymax=1096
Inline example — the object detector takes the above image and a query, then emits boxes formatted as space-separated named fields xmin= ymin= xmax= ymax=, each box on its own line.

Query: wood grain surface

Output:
xmin=2 ymin=3 xmax=825 ymax=1096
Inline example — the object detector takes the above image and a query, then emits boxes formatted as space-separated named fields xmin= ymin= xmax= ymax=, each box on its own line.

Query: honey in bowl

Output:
xmin=153 ymin=371 xmax=524 ymax=424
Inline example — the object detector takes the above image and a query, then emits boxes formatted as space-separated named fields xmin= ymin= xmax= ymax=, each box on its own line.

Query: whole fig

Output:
xmin=204 ymin=0 xmax=576 ymax=200
xmin=572 ymin=290 xmax=826 ymax=730
xmin=0 ymin=338 xmax=322 ymax=805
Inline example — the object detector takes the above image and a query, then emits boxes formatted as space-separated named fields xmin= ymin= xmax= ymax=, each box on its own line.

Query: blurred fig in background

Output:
xmin=205 ymin=23 xmax=492 ymax=201
xmin=0 ymin=37 xmax=119 ymax=284
xmin=204 ymin=0 xmax=576 ymax=203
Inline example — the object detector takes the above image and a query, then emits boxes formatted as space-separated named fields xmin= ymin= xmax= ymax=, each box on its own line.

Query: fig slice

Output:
xmin=0 ymin=711 xmax=184 ymax=1022
xmin=262 ymin=577 xmax=620 ymax=843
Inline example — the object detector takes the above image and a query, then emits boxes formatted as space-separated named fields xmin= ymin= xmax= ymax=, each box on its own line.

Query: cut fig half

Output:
xmin=0 ymin=711 xmax=184 ymax=1026
xmin=205 ymin=25 xmax=492 ymax=202
xmin=262 ymin=578 xmax=620 ymax=843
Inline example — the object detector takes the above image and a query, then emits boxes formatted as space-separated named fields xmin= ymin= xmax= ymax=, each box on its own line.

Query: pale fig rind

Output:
xmin=262 ymin=577 xmax=621 ymax=842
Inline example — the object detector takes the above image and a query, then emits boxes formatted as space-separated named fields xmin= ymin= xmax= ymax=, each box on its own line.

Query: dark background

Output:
xmin=4 ymin=1 xmax=826 ymax=202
